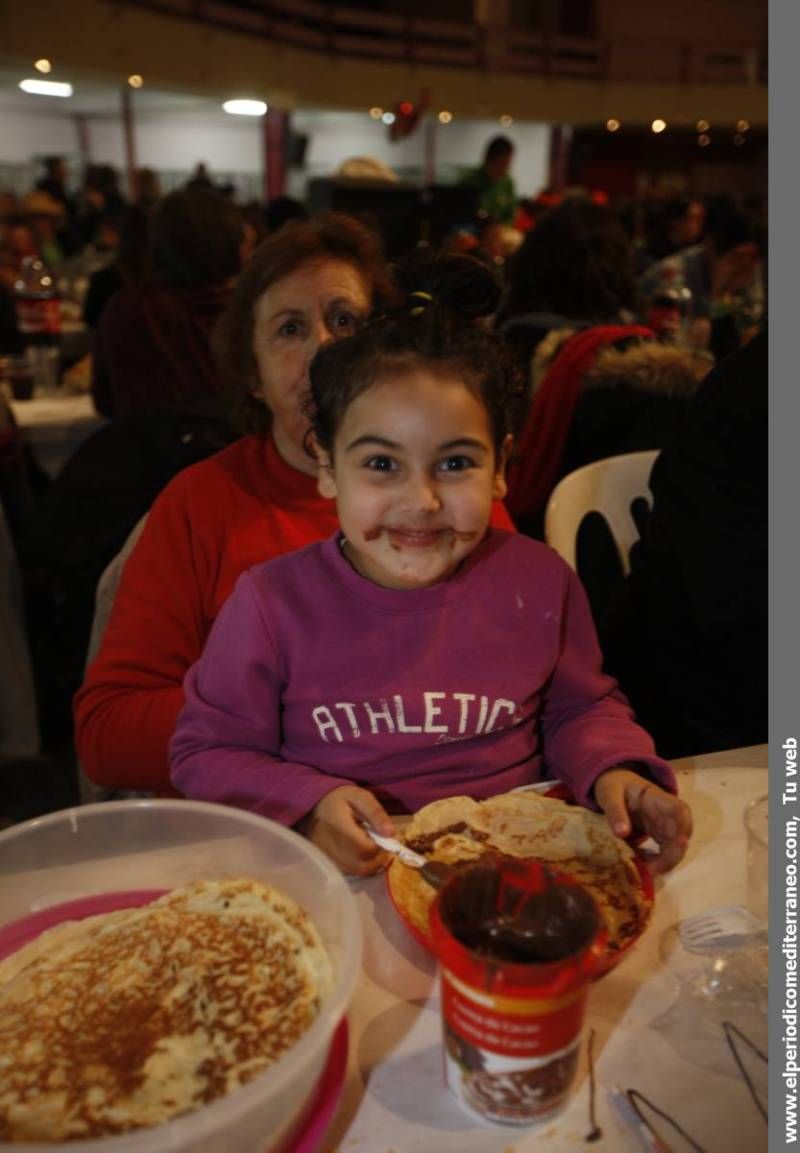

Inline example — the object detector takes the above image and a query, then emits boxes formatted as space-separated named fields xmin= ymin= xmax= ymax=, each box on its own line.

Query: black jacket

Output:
xmin=21 ymin=407 xmax=237 ymax=748
xmin=601 ymin=331 xmax=767 ymax=758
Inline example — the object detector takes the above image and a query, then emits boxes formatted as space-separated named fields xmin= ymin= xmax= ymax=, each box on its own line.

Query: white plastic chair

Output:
xmin=78 ymin=514 xmax=149 ymax=805
xmin=544 ymin=450 xmax=659 ymax=576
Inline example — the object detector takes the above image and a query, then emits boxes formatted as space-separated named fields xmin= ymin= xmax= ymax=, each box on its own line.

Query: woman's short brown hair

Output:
xmin=214 ymin=212 xmax=392 ymax=434
xmin=149 ymin=188 xmax=243 ymax=289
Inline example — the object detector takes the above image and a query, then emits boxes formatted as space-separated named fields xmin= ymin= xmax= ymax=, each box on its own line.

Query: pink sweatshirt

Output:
xmin=171 ymin=530 xmax=674 ymax=823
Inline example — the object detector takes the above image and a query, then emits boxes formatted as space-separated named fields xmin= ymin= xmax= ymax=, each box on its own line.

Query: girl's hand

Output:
xmin=301 ymin=785 xmax=396 ymax=877
xmin=593 ymin=768 xmax=692 ymax=876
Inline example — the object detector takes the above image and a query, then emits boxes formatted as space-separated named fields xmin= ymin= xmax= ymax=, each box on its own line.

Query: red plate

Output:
xmin=385 ymin=786 xmax=654 ymax=977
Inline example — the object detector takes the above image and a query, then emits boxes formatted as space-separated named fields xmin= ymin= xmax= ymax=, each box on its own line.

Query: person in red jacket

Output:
xmin=74 ymin=216 xmax=515 ymax=794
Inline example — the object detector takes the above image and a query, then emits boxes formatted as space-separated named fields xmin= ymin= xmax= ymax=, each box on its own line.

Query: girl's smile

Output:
xmin=317 ymin=368 xmax=511 ymax=590
xmin=387 ymin=527 xmax=454 ymax=547
xmin=364 ymin=525 xmax=478 ymax=547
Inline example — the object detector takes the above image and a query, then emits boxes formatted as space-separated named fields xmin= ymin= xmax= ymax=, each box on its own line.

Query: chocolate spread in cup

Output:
xmin=433 ymin=861 xmax=602 ymax=1125
xmin=439 ymin=862 xmax=599 ymax=964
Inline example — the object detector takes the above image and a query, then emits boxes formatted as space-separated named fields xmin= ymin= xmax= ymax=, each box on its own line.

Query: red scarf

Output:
xmin=505 ymin=324 xmax=653 ymax=526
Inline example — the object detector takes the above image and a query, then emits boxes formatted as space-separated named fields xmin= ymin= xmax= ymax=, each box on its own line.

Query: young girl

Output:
xmin=170 ymin=254 xmax=691 ymax=878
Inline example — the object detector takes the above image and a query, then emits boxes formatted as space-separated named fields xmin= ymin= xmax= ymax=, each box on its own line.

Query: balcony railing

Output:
xmin=116 ymin=0 xmax=767 ymax=86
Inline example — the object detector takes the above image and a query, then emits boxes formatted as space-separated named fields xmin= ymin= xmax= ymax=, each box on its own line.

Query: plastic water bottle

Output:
xmin=13 ymin=255 xmax=61 ymax=394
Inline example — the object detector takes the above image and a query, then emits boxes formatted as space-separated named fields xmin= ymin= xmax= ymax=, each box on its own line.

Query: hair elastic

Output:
xmin=409 ymin=290 xmax=433 ymax=316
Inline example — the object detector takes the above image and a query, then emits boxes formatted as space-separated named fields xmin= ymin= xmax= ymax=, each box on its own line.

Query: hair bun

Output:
xmin=396 ymin=248 xmax=501 ymax=321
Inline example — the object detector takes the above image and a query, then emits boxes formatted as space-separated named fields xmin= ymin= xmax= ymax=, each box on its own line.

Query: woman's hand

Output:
xmin=593 ymin=768 xmax=692 ymax=875
xmin=301 ymin=786 xmax=396 ymax=877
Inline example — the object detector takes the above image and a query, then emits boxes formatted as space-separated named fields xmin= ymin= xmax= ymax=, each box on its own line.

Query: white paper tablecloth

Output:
xmin=10 ymin=392 xmax=103 ymax=478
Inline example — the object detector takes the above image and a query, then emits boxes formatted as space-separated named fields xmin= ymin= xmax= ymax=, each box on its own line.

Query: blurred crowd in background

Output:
xmin=0 ymin=141 xmax=766 ymax=369
xmin=0 ymin=136 xmax=766 ymax=825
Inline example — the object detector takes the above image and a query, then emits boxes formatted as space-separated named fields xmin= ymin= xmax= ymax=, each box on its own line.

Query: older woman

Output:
xmin=75 ymin=214 xmax=514 ymax=793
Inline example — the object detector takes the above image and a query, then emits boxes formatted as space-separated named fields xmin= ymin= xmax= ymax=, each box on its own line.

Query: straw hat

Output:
xmin=334 ymin=156 xmax=399 ymax=183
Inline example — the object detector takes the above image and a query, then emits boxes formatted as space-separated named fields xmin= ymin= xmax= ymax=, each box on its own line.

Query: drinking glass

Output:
xmin=3 ymin=352 xmax=35 ymax=400
xmin=30 ymin=346 xmax=62 ymax=397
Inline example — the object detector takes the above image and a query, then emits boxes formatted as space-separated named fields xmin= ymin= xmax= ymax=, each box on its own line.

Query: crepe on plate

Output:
xmin=387 ymin=791 xmax=651 ymax=953
xmin=0 ymin=877 xmax=333 ymax=1143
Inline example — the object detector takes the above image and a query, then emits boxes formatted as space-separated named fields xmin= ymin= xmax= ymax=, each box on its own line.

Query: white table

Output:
xmin=10 ymin=392 xmax=104 ymax=478
xmin=325 ymin=746 xmax=769 ymax=1153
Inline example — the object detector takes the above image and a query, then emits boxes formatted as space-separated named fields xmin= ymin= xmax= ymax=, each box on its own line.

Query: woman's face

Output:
xmin=252 ymin=260 xmax=371 ymax=474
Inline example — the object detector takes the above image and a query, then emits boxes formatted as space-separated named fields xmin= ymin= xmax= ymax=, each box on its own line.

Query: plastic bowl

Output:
xmin=0 ymin=800 xmax=362 ymax=1153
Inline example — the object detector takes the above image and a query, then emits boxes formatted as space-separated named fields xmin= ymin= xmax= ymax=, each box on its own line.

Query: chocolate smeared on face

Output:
xmin=439 ymin=863 xmax=600 ymax=965
xmin=361 ymin=526 xmax=478 ymax=545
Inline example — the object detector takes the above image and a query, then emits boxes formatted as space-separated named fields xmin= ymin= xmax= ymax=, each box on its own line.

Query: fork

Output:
xmin=607 ymin=1086 xmax=673 ymax=1153
xmin=360 ymin=823 xmax=454 ymax=889
xmin=678 ymin=905 xmax=767 ymax=952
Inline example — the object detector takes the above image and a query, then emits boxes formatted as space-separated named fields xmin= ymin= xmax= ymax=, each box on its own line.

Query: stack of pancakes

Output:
xmin=0 ymin=878 xmax=332 ymax=1142
xmin=387 ymin=791 xmax=651 ymax=955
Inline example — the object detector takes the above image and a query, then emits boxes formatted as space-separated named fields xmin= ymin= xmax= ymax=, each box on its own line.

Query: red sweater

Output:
xmin=74 ymin=434 xmax=515 ymax=793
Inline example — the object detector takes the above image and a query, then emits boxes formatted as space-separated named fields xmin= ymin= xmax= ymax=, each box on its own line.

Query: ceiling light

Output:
xmin=222 ymin=99 xmax=267 ymax=117
xmin=34 ymin=59 xmax=52 ymax=74
xmin=696 ymin=119 xmax=710 ymax=133
xmin=369 ymin=106 xmax=383 ymax=119
xmin=128 ymin=74 xmax=144 ymax=89
xmin=438 ymin=110 xmax=453 ymax=124
xmin=381 ymin=111 xmax=395 ymax=125
xmin=19 ymin=78 xmax=73 ymax=98
xmin=651 ymin=119 xmax=667 ymax=134
xmin=606 ymin=118 xmax=620 ymax=132
xmin=499 ymin=114 xmax=513 ymax=127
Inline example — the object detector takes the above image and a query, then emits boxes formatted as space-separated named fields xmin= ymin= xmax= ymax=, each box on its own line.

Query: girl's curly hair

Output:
xmin=308 ymin=249 xmax=526 ymax=459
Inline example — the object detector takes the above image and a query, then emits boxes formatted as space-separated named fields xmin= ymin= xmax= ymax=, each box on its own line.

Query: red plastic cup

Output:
xmin=429 ymin=860 xmax=607 ymax=1125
